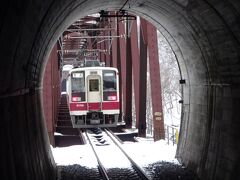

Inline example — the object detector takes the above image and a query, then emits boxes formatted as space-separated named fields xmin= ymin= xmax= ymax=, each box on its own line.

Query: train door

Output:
xmin=87 ymin=75 xmax=101 ymax=109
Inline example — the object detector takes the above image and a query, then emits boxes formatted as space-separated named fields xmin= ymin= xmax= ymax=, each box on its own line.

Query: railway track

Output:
xmin=85 ymin=128 xmax=151 ymax=180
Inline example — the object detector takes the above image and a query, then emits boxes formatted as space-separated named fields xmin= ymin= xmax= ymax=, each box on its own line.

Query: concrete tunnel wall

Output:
xmin=0 ymin=0 xmax=240 ymax=179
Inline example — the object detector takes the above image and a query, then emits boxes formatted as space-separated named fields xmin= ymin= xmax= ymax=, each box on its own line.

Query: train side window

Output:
xmin=103 ymin=70 xmax=117 ymax=101
xmin=71 ymin=72 xmax=85 ymax=92
xmin=89 ymin=79 xmax=99 ymax=92
xmin=71 ymin=71 xmax=86 ymax=101
xmin=103 ymin=70 xmax=116 ymax=91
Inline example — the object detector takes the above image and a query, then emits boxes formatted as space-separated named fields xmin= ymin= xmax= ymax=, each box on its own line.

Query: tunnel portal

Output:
xmin=1 ymin=0 xmax=240 ymax=179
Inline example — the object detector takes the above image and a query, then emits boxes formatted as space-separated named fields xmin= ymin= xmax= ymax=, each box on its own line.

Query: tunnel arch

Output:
xmin=1 ymin=0 xmax=240 ymax=179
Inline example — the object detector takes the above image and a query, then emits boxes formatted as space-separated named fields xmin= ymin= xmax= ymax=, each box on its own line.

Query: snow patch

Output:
xmin=51 ymin=138 xmax=179 ymax=169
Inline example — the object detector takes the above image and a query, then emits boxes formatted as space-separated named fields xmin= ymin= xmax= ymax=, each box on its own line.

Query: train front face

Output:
xmin=67 ymin=67 xmax=120 ymax=128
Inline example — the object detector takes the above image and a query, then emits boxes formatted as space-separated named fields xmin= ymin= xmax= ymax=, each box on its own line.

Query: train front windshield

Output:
xmin=103 ymin=70 xmax=117 ymax=101
xmin=71 ymin=71 xmax=85 ymax=101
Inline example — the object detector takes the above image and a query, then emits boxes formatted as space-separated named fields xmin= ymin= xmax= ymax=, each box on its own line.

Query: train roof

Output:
xmin=62 ymin=64 xmax=74 ymax=71
xmin=68 ymin=66 xmax=118 ymax=73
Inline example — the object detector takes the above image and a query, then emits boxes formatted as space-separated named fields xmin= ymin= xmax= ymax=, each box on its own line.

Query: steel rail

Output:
xmin=85 ymin=131 xmax=109 ymax=180
xmin=104 ymin=128 xmax=151 ymax=180
xmin=78 ymin=129 xmax=87 ymax=145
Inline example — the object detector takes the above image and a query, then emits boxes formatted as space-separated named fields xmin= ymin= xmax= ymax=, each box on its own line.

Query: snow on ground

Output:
xmin=51 ymin=137 xmax=179 ymax=168
xmin=122 ymin=138 xmax=179 ymax=167
xmin=51 ymin=145 xmax=98 ymax=168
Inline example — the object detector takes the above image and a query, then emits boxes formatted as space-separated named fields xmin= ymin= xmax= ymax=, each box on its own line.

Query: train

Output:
xmin=66 ymin=59 xmax=120 ymax=128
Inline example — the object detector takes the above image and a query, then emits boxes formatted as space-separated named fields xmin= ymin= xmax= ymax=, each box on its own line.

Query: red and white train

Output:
xmin=66 ymin=60 xmax=120 ymax=128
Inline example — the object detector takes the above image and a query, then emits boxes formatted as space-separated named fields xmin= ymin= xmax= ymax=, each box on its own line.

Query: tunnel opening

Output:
xmin=43 ymin=5 xmax=186 ymax=180
xmin=44 ymin=10 xmax=183 ymax=142
xmin=40 ymin=1 xmax=208 ymax=179
xmin=2 ymin=0 xmax=240 ymax=180
xmin=38 ymin=1 xmax=240 ymax=179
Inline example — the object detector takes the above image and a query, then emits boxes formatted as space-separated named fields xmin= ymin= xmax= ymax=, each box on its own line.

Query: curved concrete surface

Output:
xmin=0 ymin=0 xmax=240 ymax=179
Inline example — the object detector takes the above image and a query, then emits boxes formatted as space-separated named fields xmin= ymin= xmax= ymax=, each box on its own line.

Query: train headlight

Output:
xmin=108 ymin=96 xmax=117 ymax=101
xmin=72 ymin=97 xmax=81 ymax=101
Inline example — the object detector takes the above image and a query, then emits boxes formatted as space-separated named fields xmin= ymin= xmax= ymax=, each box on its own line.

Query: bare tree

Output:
xmin=157 ymin=31 xmax=181 ymax=126
xmin=131 ymin=30 xmax=182 ymax=135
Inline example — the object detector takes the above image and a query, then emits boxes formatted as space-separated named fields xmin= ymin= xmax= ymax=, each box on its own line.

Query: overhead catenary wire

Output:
xmin=119 ymin=0 xmax=130 ymax=12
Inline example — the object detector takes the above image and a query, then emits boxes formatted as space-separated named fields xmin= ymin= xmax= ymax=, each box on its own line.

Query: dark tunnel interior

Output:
xmin=1 ymin=0 xmax=240 ymax=179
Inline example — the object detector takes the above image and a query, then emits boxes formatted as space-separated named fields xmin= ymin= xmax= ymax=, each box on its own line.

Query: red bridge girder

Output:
xmin=147 ymin=22 xmax=165 ymax=140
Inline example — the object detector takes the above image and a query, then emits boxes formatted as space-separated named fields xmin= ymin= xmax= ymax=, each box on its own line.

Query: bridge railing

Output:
xmin=164 ymin=124 xmax=179 ymax=146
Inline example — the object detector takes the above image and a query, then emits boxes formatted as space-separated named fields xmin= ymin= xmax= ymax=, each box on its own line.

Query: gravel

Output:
xmin=144 ymin=161 xmax=199 ymax=180
xmin=57 ymin=161 xmax=199 ymax=180
xmin=58 ymin=165 xmax=102 ymax=180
